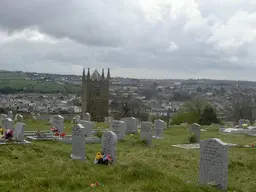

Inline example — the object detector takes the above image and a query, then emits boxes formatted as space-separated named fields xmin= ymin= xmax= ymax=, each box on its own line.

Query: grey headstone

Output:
xmin=0 ymin=114 xmax=7 ymax=126
xmin=71 ymin=124 xmax=86 ymax=161
xmin=101 ymin=131 xmax=118 ymax=162
xmin=51 ymin=115 xmax=64 ymax=133
xmin=7 ymin=111 xmax=13 ymax=119
xmin=15 ymin=122 xmax=25 ymax=142
xmin=140 ymin=121 xmax=153 ymax=145
xmin=199 ymin=138 xmax=228 ymax=191
xmin=153 ymin=119 xmax=165 ymax=139
xmin=190 ymin=123 xmax=201 ymax=143
xmin=80 ymin=120 xmax=93 ymax=137
xmin=110 ymin=120 xmax=126 ymax=140
xmin=3 ymin=118 xmax=14 ymax=130
xmin=121 ymin=117 xmax=137 ymax=134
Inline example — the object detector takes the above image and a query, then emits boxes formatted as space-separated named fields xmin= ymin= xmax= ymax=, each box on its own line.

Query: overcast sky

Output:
xmin=0 ymin=0 xmax=255 ymax=80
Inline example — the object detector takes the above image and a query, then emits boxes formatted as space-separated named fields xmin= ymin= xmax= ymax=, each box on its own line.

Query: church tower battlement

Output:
xmin=81 ymin=68 xmax=110 ymax=122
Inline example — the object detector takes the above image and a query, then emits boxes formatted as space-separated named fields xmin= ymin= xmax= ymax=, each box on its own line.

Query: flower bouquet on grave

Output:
xmin=0 ymin=128 xmax=5 ymax=138
xmin=60 ymin=133 xmax=66 ymax=137
xmin=4 ymin=129 xmax=14 ymax=142
xmin=50 ymin=127 xmax=58 ymax=133
xmin=94 ymin=152 xmax=113 ymax=165
xmin=54 ymin=132 xmax=60 ymax=136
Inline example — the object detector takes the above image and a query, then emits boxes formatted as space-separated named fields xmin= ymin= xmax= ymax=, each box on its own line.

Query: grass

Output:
xmin=0 ymin=71 xmax=81 ymax=93
xmin=0 ymin=121 xmax=256 ymax=192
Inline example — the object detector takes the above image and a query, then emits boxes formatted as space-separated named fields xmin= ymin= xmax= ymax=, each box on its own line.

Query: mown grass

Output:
xmin=0 ymin=120 xmax=256 ymax=192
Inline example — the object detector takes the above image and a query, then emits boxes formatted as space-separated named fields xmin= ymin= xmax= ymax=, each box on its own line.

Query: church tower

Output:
xmin=81 ymin=68 xmax=110 ymax=122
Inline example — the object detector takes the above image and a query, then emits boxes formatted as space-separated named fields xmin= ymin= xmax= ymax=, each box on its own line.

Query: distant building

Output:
xmin=81 ymin=68 xmax=110 ymax=122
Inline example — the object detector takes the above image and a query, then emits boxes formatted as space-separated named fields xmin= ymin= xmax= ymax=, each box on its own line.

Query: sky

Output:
xmin=0 ymin=0 xmax=255 ymax=80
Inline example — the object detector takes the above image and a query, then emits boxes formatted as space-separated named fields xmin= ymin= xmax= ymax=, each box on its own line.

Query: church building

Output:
xmin=81 ymin=68 xmax=110 ymax=122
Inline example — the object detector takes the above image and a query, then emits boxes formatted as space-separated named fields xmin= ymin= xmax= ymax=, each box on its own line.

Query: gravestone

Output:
xmin=110 ymin=120 xmax=126 ymax=140
xmin=121 ymin=117 xmax=137 ymax=134
xmin=190 ymin=123 xmax=201 ymax=143
xmin=80 ymin=120 xmax=93 ymax=137
xmin=153 ymin=119 xmax=165 ymax=139
xmin=199 ymin=138 xmax=228 ymax=191
xmin=84 ymin=113 xmax=91 ymax=121
xmin=72 ymin=115 xmax=81 ymax=124
xmin=101 ymin=131 xmax=118 ymax=162
xmin=51 ymin=115 xmax=64 ymax=133
xmin=3 ymin=118 xmax=14 ymax=131
xmin=16 ymin=114 xmax=24 ymax=122
xmin=140 ymin=121 xmax=153 ymax=145
xmin=0 ymin=114 xmax=7 ymax=126
xmin=71 ymin=124 xmax=86 ymax=161
xmin=7 ymin=111 xmax=13 ymax=119
xmin=15 ymin=122 xmax=25 ymax=142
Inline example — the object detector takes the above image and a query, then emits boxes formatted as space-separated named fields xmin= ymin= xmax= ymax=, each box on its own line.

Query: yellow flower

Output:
xmin=95 ymin=152 xmax=102 ymax=160
xmin=0 ymin=128 xmax=5 ymax=133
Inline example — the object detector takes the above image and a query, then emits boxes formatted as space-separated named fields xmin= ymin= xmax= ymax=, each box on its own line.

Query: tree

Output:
xmin=171 ymin=97 xmax=208 ymax=125
xmin=199 ymin=105 xmax=220 ymax=125
xmin=181 ymin=97 xmax=208 ymax=118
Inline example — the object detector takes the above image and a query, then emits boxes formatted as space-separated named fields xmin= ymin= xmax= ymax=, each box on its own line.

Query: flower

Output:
xmin=50 ymin=127 xmax=58 ymax=132
xmin=4 ymin=129 xmax=14 ymax=140
xmin=95 ymin=152 xmax=102 ymax=160
xmin=252 ymin=143 xmax=255 ymax=147
xmin=95 ymin=182 xmax=99 ymax=186
xmin=54 ymin=132 xmax=60 ymax=136
xmin=0 ymin=128 xmax=5 ymax=133
xmin=60 ymin=133 xmax=66 ymax=137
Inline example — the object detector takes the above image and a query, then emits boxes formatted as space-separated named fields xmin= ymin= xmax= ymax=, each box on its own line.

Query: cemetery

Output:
xmin=0 ymin=112 xmax=255 ymax=192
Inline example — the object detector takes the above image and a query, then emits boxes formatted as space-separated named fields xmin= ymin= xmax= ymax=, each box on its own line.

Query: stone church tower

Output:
xmin=81 ymin=68 xmax=110 ymax=122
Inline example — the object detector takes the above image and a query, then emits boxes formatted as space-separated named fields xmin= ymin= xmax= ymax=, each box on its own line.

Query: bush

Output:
xmin=171 ymin=111 xmax=200 ymax=125
xmin=199 ymin=105 xmax=220 ymax=125
xmin=188 ymin=133 xmax=197 ymax=143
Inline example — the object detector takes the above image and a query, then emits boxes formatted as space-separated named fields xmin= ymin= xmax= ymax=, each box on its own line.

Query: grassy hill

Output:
xmin=0 ymin=71 xmax=81 ymax=94
xmin=0 ymin=119 xmax=256 ymax=192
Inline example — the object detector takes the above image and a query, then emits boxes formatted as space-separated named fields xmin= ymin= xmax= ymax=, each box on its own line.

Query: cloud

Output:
xmin=0 ymin=0 xmax=255 ymax=80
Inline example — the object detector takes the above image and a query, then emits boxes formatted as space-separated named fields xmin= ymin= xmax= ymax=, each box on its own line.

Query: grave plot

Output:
xmin=26 ymin=131 xmax=55 ymax=141
xmin=0 ymin=123 xmax=31 ymax=145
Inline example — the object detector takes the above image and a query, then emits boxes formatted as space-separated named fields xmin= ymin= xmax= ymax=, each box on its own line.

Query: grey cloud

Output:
xmin=0 ymin=0 xmax=255 ymax=79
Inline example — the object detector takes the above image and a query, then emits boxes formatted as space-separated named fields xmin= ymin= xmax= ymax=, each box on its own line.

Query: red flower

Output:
xmin=95 ymin=182 xmax=99 ymax=186
xmin=54 ymin=132 xmax=60 ymax=136
xmin=252 ymin=143 xmax=255 ymax=147
xmin=60 ymin=133 xmax=66 ymax=137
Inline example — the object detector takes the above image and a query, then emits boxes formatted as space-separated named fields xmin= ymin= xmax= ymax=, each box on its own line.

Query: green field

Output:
xmin=0 ymin=71 xmax=81 ymax=93
xmin=0 ymin=119 xmax=256 ymax=192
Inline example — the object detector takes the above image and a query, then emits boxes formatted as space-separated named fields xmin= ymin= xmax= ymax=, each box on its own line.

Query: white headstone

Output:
xmin=84 ymin=113 xmax=91 ymax=121
xmin=51 ymin=115 xmax=64 ymax=133
xmin=110 ymin=120 xmax=126 ymax=140
xmin=121 ymin=117 xmax=137 ymax=134
xmin=80 ymin=120 xmax=93 ymax=137
xmin=140 ymin=121 xmax=153 ymax=145
xmin=7 ymin=111 xmax=13 ymax=119
xmin=190 ymin=123 xmax=201 ymax=143
xmin=199 ymin=138 xmax=228 ymax=191
xmin=153 ymin=119 xmax=165 ymax=139
xmin=72 ymin=115 xmax=81 ymax=124
xmin=71 ymin=124 xmax=86 ymax=161
xmin=3 ymin=118 xmax=14 ymax=130
xmin=101 ymin=131 xmax=118 ymax=162
xmin=15 ymin=122 xmax=25 ymax=142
